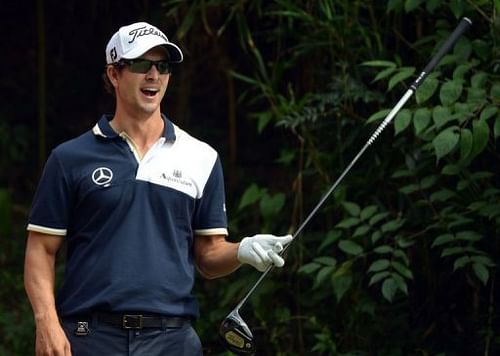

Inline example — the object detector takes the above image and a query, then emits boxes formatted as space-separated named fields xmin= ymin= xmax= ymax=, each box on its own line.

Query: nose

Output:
xmin=145 ymin=64 xmax=160 ymax=80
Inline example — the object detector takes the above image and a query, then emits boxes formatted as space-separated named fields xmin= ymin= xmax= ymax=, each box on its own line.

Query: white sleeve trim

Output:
xmin=27 ymin=224 xmax=67 ymax=236
xmin=194 ymin=228 xmax=228 ymax=236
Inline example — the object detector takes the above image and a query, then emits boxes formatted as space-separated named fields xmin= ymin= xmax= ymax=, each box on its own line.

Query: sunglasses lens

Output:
xmin=157 ymin=62 xmax=170 ymax=74
xmin=128 ymin=60 xmax=152 ymax=73
xmin=124 ymin=60 xmax=170 ymax=74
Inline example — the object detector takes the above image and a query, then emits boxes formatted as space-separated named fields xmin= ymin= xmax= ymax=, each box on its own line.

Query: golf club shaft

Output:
xmin=231 ymin=17 xmax=472 ymax=315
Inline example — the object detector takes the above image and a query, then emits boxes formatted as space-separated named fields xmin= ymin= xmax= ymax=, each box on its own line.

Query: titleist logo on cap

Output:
xmin=105 ymin=21 xmax=183 ymax=64
xmin=128 ymin=25 xmax=168 ymax=44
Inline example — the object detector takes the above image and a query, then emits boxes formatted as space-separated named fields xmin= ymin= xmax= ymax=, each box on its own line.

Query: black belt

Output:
xmin=96 ymin=313 xmax=189 ymax=329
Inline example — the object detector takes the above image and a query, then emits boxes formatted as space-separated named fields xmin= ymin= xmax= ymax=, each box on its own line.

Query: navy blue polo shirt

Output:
xmin=27 ymin=114 xmax=228 ymax=318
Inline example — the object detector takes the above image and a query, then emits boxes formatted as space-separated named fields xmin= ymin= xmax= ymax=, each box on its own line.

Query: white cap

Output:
xmin=105 ymin=22 xmax=183 ymax=64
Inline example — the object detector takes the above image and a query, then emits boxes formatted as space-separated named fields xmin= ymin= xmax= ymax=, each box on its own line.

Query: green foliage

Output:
xmin=4 ymin=0 xmax=499 ymax=355
xmin=176 ymin=0 xmax=500 ymax=355
xmin=0 ymin=223 xmax=35 ymax=355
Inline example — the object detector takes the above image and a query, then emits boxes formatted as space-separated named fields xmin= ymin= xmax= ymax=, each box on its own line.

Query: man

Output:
xmin=24 ymin=21 xmax=292 ymax=356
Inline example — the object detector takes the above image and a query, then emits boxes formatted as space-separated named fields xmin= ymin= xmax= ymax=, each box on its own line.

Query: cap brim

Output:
xmin=163 ymin=43 xmax=183 ymax=63
xmin=122 ymin=37 xmax=183 ymax=63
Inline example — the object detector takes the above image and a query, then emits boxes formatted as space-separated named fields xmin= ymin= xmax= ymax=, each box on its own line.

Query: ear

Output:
xmin=106 ymin=65 xmax=120 ymax=88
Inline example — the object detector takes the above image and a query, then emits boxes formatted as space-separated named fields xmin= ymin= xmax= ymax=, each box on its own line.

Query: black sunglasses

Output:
xmin=118 ymin=59 xmax=172 ymax=74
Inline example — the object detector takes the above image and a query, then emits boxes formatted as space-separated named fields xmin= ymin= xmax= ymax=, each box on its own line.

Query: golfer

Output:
xmin=24 ymin=21 xmax=292 ymax=355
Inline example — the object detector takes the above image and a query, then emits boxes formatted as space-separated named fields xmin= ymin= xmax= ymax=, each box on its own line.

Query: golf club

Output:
xmin=220 ymin=17 xmax=472 ymax=355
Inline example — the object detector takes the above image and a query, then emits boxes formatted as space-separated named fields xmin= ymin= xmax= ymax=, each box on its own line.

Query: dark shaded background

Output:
xmin=2 ymin=0 xmax=280 ymax=200
xmin=2 ymin=2 xmax=499 ymax=355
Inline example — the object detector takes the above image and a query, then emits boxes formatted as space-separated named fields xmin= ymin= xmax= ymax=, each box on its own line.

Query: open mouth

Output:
xmin=141 ymin=88 xmax=159 ymax=97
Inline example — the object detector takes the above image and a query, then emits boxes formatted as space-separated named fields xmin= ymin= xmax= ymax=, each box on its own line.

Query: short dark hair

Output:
xmin=102 ymin=64 xmax=124 ymax=96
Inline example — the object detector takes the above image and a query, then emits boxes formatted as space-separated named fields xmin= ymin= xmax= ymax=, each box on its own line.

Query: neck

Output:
xmin=110 ymin=111 xmax=164 ymax=157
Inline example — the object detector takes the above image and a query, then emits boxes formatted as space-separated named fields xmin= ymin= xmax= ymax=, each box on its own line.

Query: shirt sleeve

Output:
xmin=27 ymin=150 xmax=73 ymax=236
xmin=193 ymin=155 xmax=228 ymax=236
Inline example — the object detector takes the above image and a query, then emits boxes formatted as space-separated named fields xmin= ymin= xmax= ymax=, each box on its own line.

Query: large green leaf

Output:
xmin=480 ymin=105 xmax=498 ymax=121
xmin=467 ymin=87 xmax=488 ymax=106
xmin=439 ymin=80 xmax=463 ymax=106
xmin=453 ymin=35 xmax=472 ymax=60
xmin=473 ymin=263 xmax=490 ymax=285
xmin=413 ymin=107 xmax=431 ymax=135
xmin=314 ymin=266 xmax=335 ymax=288
xmin=441 ymin=246 xmax=466 ymax=257
xmin=314 ymin=256 xmax=337 ymax=267
xmin=259 ymin=192 xmax=285 ymax=218
xmin=391 ymin=273 xmax=408 ymax=295
xmin=471 ymin=71 xmax=488 ymax=88
xmin=470 ymin=255 xmax=496 ymax=267
xmin=454 ymin=256 xmax=470 ymax=271
xmin=374 ymin=245 xmax=394 ymax=254
xmin=469 ymin=119 xmax=490 ymax=159
xmin=432 ymin=233 xmax=454 ymax=247
xmin=342 ymin=201 xmax=361 ymax=216
xmin=430 ymin=189 xmax=457 ymax=202
xmin=367 ymin=109 xmax=391 ymax=123
xmin=318 ymin=230 xmax=342 ymax=252
xmin=238 ymin=184 xmax=262 ymax=210
xmin=381 ymin=218 xmax=405 ymax=233
xmin=459 ymin=128 xmax=473 ymax=161
xmin=452 ymin=61 xmax=478 ymax=80
xmin=336 ymin=217 xmax=361 ymax=229
xmin=360 ymin=205 xmax=378 ymax=221
xmin=455 ymin=230 xmax=482 ymax=242
xmin=369 ymin=271 xmax=390 ymax=286
xmin=332 ymin=274 xmax=353 ymax=302
xmin=338 ymin=240 xmax=364 ymax=256
xmin=472 ymin=39 xmax=490 ymax=60
xmin=382 ymin=278 xmax=398 ymax=302
xmin=416 ymin=76 xmax=439 ymax=104
xmin=392 ymin=261 xmax=413 ymax=279
xmin=352 ymin=224 xmax=371 ymax=238
xmin=432 ymin=127 xmax=459 ymax=160
xmin=420 ymin=175 xmax=438 ymax=189
xmin=369 ymin=212 xmax=390 ymax=226
xmin=368 ymin=259 xmax=390 ymax=272
xmin=432 ymin=106 xmax=452 ymax=129
xmin=298 ymin=262 xmax=321 ymax=274
xmin=373 ymin=67 xmax=397 ymax=83
xmin=388 ymin=67 xmax=415 ymax=91
xmin=394 ymin=109 xmax=412 ymax=135
xmin=399 ymin=183 xmax=419 ymax=194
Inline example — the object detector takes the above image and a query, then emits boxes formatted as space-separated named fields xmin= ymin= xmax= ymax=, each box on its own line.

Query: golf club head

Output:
xmin=219 ymin=309 xmax=255 ymax=355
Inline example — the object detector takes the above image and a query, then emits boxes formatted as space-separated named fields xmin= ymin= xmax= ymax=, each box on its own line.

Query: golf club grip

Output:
xmin=410 ymin=17 xmax=472 ymax=90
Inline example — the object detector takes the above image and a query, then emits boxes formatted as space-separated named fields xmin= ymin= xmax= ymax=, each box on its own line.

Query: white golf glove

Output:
xmin=237 ymin=234 xmax=293 ymax=272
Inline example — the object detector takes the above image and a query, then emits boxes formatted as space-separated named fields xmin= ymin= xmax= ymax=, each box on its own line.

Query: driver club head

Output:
xmin=219 ymin=309 xmax=256 ymax=355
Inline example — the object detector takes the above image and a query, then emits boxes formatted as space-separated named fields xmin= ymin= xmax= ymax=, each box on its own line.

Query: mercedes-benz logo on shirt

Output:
xmin=92 ymin=167 xmax=113 ymax=186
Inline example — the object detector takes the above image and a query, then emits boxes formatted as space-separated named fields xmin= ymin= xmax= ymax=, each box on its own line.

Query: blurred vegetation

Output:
xmin=1 ymin=0 xmax=499 ymax=355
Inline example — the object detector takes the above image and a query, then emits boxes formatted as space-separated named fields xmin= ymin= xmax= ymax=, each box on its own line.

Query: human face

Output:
xmin=112 ymin=47 xmax=170 ymax=118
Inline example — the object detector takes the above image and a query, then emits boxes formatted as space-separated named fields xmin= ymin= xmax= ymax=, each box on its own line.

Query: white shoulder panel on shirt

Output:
xmin=136 ymin=124 xmax=219 ymax=199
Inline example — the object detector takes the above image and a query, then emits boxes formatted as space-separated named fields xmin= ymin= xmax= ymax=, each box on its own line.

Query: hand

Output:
xmin=35 ymin=319 xmax=72 ymax=356
xmin=238 ymin=234 xmax=293 ymax=272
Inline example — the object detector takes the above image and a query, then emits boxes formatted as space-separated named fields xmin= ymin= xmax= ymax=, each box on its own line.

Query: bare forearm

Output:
xmin=24 ymin=235 xmax=60 ymax=324
xmin=195 ymin=236 xmax=241 ymax=279
xmin=24 ymin=233 xmax=71 ymax=355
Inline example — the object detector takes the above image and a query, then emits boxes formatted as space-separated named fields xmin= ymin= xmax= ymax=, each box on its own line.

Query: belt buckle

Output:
xmin=122 ymin=315 xmax=143 ymax=329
